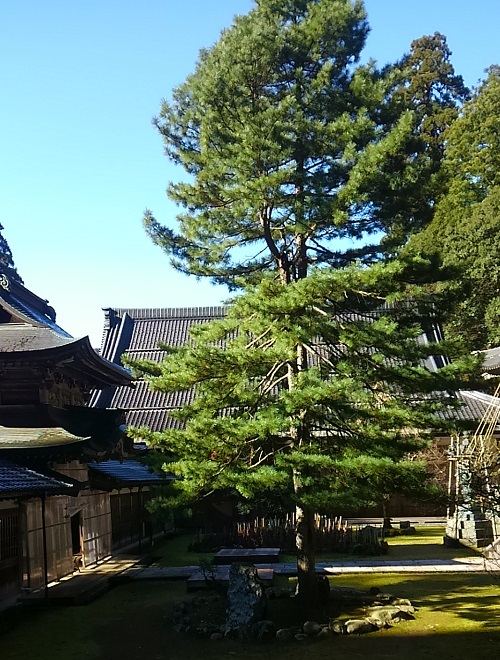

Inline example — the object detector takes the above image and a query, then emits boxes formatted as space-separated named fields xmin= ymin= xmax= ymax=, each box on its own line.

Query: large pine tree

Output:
xmin=136 ymin=0 xmax=477 ymax=607
xmin=131 ymin=261 xmax=478 ymax=607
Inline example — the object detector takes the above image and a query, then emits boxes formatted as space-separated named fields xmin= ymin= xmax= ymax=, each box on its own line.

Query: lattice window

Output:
xmin=0 ymin=512 xmax=19 ymax=561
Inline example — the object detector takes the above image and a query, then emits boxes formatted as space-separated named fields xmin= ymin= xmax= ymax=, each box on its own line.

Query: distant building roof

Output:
xmin=478 ymin=346 xmax=500 ymax=376
xmin=92 ymin=306 xmax=225 ymax=425
xmin=94 ymin=305 xmax=497 ymax=434
xmin=0 ymin=458 xmax=77 ymax=497
xmin=89 ymin=458 xmax=173 ymax=487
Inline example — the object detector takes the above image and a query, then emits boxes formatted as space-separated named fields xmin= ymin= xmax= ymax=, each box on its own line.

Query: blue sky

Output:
xmin=1 ymin=0 xmax=498 ymax=346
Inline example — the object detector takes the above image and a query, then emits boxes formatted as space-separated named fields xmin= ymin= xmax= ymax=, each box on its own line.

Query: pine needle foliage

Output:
xmin=143 ymin=1 xmax=466 ymax=284
xmin=128 ymin=260 xmax=478 ymax=519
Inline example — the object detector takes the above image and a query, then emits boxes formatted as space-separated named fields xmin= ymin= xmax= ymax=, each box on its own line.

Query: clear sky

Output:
xmin=1 ymin=0 xmax=498 ymax=347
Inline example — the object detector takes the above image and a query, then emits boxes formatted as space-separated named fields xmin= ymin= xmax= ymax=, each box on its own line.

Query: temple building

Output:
xmin=0 ymin=274 xmax=169 ymax=608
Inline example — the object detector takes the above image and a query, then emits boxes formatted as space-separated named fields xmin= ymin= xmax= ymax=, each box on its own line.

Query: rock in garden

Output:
xmin=375 ymin=593 xmax=396 ymax=603
xmin=276 ymin=628 xmax=294 ymax=641
xmin=367 ymin=604 xmax=415 ymax=626
xmin=210 ymin=633 xmax=223 ymax=641
xmin=329 ymin=619 xmax=346 ymax=635
xmin=345 ymin=618 xmax=378 ymax=635
xmin=316 ymin=626 xmax=332 ymax=640
xmin=396 ymin=605 xmax=415 ymax=616
xmin=225 ymin=563 xmax=267 ymax=639
xmin=303 ymin=620 xmax=322 ymax=636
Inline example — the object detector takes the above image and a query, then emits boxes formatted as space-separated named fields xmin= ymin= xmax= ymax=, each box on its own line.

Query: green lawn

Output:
xmin=151 ymin=525 xmax=478 ymax=566
xmin=1 ymin=527 xmax=497 ymax=660
xmin=383 ymin=525 xmax=478 ymax=561
xmin=2 ymin=571 xmax=500 ymax=660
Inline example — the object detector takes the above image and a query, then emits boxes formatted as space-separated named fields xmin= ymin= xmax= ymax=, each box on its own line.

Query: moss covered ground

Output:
xmin=1 ymin=527 xmax=498 ymax=660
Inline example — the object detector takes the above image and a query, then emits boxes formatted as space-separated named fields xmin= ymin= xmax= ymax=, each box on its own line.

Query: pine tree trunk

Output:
xmin=294 ymin=500 xmax=319 ymax=610
xmin=287 ymin=332 xmax=317 ymax=609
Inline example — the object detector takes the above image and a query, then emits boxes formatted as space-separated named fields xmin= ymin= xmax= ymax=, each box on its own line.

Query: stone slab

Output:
xmin=213 ymin=548 xmax=281 ymax=565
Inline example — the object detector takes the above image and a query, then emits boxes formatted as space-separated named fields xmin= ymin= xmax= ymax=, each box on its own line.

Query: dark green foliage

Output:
xmin=442 ymin=67 xmax=500 ymax=208
xmin=407 ymin=69 xmax=500 ymax=349
xmin=371 ymin=33 xmax=468 ymax=252
xmin=129 ymin=261 xmax=479 ymax=514
xmin=144 ymin=2 xmax=465 ymax=284
xmin=0 ymin=223 xmax=22 ymax=283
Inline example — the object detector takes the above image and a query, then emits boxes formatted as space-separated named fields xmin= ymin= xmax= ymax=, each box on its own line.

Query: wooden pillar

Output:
xmin=41 ymin=494 xmax=49 ymax=604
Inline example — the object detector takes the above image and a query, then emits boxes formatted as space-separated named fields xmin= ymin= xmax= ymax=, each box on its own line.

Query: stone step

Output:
xmin=187 ymin=566 xmax=274 ymax=590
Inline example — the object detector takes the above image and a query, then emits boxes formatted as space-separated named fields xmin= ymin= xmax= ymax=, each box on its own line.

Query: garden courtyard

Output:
xmin=1 ymin=526 xmax=500 ymax=660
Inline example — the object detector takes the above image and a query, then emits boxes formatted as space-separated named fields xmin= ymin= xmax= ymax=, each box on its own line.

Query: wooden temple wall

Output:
xmin=24 ymin=496 xmax=73 ymax=590
xmin=53 ymin=460 xmax=113 ymax=567
xmin=22 ymin=489 xmax=113 ymax=591
xmin=79 ymin=490 xmax=112 ymax=566
xmin=110 ymin=488 xmax=147 ymax=549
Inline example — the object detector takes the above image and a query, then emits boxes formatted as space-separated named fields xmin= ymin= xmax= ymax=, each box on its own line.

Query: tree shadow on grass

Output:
xmin=391 ymin=573 xmax=500 ymax=630
xmin=355 ymin=573 xmax=500 ymax=634
xmin=3 ymin=576 xmax=500 ymax=660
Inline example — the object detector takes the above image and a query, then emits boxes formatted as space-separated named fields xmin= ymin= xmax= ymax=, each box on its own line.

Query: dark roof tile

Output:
xmin=109 ymin=380 xmax=194 ymax=410
xmin=0 ymin=459 xmax=76 ymax=494
xmin=125 ymin=409 xmax=183 ymax=432
xmin=479 ymin=346 xmax=500 ymax=374
xmin=89 ymin=459 xmax=173 ymax=483
xmin=0 ymin=324 xmax=75 ymax=351
xmin=95 ymin=306 xmax=495 ymax=434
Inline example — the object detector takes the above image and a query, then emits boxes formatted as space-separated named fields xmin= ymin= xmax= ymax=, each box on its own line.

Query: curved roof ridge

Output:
xmin=111 ymin=306 xmax=227 ymax=320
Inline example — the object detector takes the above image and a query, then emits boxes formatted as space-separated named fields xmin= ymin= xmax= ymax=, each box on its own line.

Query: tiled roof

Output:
xmin=113 ymin=307 xmax=227 ymax=321
xmin=457 ymin=390 xmax=500 ymax=420
xmin=89 ymin=459 xmax=173 ymax=484
xmin=94 ymin=305 xmax=497 ymax=435
xmin=0 ymin=275 xmax=132 ymax=390
xmin=116 ymin=307 xmax=226 ymax=351
xmin=0 ymin=329 xmax=133 ymax=390
xmin=111 ymin=380 xmax=194 ymax=410
xmin=479 ymin=346 xmax=500 ymax=375
xmin=0 ymin=272 xmax=72 ymax=338
xmin=0 ymin=459 xmax=76 ymax=495
xmin=125 ymin=409 xmax=183 ymax=431
xmin=93 ymin=307 xmax=224 ymax=426
xmin=0 ymin=324 xmax=77 ymax=351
